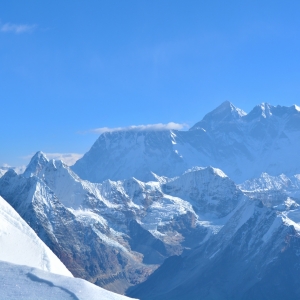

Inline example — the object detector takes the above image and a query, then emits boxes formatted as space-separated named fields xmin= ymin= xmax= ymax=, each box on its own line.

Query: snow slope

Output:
xmin=0 ymin=195 xmax=72 ymax=277
xmin=0 ymin=260 xmax=136 ymax=300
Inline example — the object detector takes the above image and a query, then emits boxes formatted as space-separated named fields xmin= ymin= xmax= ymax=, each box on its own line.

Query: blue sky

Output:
xmin=1 ymin=1 xmax=300 ymax=167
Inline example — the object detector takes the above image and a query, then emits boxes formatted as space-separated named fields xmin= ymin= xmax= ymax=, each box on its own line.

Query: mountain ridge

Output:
xmin=72 ymin=102 xmax=300 ymax=183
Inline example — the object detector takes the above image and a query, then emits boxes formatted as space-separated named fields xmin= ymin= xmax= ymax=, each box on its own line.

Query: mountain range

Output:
xmin=0 ymin=151 xmax=245 ymax=293
xmin=73 ymin=101 xmax=300 ymax=183
xmin=2 ymin=101 xmax=300 ymax=299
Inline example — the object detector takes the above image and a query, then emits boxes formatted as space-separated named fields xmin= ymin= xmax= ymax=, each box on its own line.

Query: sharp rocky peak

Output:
xmin=2 ymin=168 xmax=18 ymax=178
xmin=23 ymin=151 xmax=49 ymax=178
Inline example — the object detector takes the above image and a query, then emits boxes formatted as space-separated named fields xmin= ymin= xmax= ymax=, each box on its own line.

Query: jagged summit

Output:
xmin=245 ymin=102 xmax=274 ymax=120
xmin=190 ymin=101 xmax=246 ymax=131
xmin=182 ymin=166 xmax=227 ymax=178
xmin=294 ymin=104 xmax=300 ymax=112
xmin=210 ymin=100 xmax=246 ymax=117
xmin=23 ymin=151 xmax=49 ymax=178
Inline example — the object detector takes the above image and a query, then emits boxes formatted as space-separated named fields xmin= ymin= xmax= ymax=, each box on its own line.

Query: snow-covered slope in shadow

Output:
xmin=0 ymin=195 xmax=72 ymax=277
xmin=0 ymin=260 xmax=136 ymax=300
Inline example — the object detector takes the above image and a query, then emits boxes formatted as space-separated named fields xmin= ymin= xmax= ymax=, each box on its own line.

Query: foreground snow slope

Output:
xmin=0 ymin=260 xmax=137 ymax=300
xmin=0 ymin=195 xmax=72 ymax=277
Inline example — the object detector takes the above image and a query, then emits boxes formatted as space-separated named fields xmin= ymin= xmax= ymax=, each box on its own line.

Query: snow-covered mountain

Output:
xmin=3 ymin=101 xmax=300 ymax=299
xmin=73 ymin=101 xmax=300 ymax=183
xmin=129 ymin=199 xmax=300 ymax=300
xmin=0 ymin=151 xmax=245 ymax=293
xmin=239 ymin=172 xmax=300 ymax=210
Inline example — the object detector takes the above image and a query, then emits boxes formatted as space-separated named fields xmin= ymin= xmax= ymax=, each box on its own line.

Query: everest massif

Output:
xmin=1 ymin=102 xmax=300 ymax=299
xmin=73 ymin=101 xmax=300 ymax=183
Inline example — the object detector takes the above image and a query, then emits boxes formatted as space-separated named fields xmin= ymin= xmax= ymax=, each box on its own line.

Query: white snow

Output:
xmin=0 ymin=260 xmax=137 ymax=300
xmin=0 ymin=196 xmax=72 ymax=277
xmin=294 ymin=104 xmax=300 ymax=112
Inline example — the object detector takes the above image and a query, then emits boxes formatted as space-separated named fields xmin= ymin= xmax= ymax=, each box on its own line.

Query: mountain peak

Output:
xmin=208 ymin=101 xmax=246 ymax=118
xmin=190 ymin=101 xmax=246 ymax=131
xmin=23 ymin=151 xmax=49 ymax=178
xmin=258 ymin=102 xmax=273 ymax=117
xmin=245 ymin=102 xmax=276 ymax=120
xmin=292 ymin=104 xmax=300 ymax=112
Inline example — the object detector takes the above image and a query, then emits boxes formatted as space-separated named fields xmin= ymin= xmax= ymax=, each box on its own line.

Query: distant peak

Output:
xmin=33 ymin=151 xmax=48 ymax=159
xmin=23 ymin=151 xmax=49 ymax=178
xmin=205 ymin=101 xmax=246 ymax=119
xmin=259 ymin=102 xmax=272 ymax=110
xmin=183 ymin=166 xmax=227 ymax=178
xmin=217 ymin=101 xmax=246 ymax=117
xmin=246 ymin=103 xmax=273 ymax=119
xmin=219 ymin=100 xmax=235 ymax=109
xmin=293 ymin=104 xmax=300 ymax=112
xmin=190 ymin=101 xmax=246 ymax=131
xmin=3 ymin=168 xmax=18 ymax=178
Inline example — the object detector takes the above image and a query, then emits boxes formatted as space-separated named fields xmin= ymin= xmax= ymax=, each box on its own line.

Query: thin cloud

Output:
xmin=82 ymin=122 xmax=189 ymax=134
xmin=23 ymin=152 xmax=83 ymax=166
xmin=0 ymin=22 xmax=37 ymax=34
xmin=0 ymin=164 xmax=26 ymax=174
xmin=1 ymin=163 xmax=11 ymax=168
xmin=45 ymin=153 xmax=83 ymax=166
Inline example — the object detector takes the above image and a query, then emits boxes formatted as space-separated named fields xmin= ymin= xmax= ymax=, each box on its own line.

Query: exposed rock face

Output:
xmin=0 ymin=152 xmax=243 ymax=293
xmin=73 ymin=102 xmax=300 ymax=183
xmin=128 ymin=200 xmax=300 ymax=300
xmin=0 ymin=160 xmax=152 ymax=293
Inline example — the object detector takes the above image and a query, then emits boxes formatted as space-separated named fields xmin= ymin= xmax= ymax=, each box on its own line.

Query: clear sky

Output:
xmin=1 ymin=0 xmax=300 ymax=167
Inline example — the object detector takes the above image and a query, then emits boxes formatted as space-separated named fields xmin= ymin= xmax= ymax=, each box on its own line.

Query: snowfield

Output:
xmin=0 ymin=260 xmax=137 ymax=300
